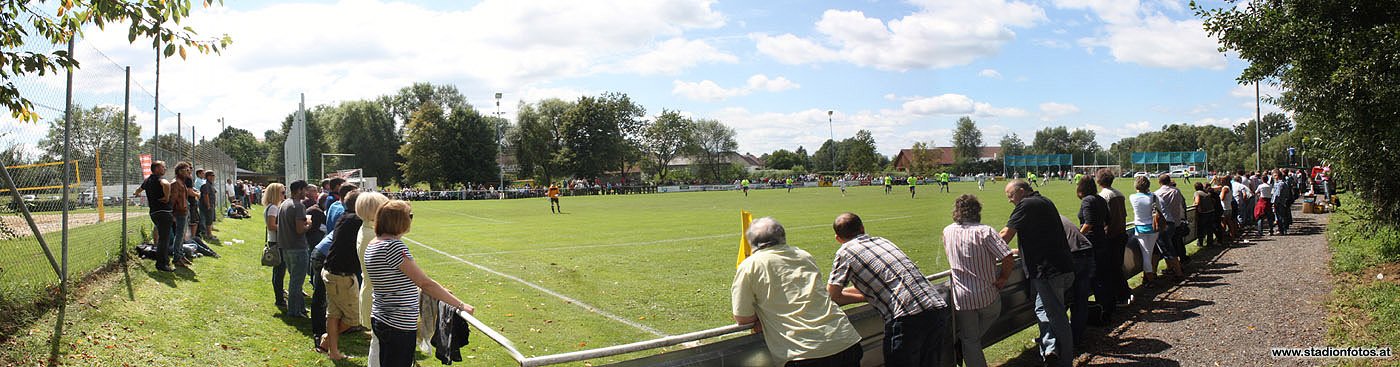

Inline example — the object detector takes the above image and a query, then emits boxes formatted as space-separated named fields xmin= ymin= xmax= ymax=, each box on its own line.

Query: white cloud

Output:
xmin=1055 ymin=0 xmax=1225 ymax=70
xmin=672 ymin=74 xmax=800 ymax=102
xmin=616 ymin=38 xmax=738 ymax=75
xmin=1039 ymin=102 xmax=1080 ymax=121
xmin=71 ymin=0 xmax=730 ymax=137
xmin=1033 ymin=39 xmax=1072 ymax=49
xmin=900 ymin=94 xmax=1027 ymax=118
xmin=978 ymin=69 xmax=1004 ymax=79
xmin=753 ymin=0 xmax=1045 ymax=71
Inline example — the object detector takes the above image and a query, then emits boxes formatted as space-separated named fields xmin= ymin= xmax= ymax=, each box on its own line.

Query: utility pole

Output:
xmin=1260 ymin=81 xmax=1271 ymax=170
xmin=496 ymin=92 xmax=504 ymax=196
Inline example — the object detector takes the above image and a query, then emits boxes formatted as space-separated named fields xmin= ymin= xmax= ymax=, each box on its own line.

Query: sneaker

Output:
xmin=156 ymin=264 xmax=176 ymax=272
xmin=1116 ymin=295 xmax=1134 ymax=306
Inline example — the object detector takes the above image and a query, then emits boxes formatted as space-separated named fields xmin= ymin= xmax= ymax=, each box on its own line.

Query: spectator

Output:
xmin=320 ymin=190 xmax=363 ymax=360
xmin=999 ymin=179 xmax=1075 ymax=366
xmin=1079 ymin=176 xmax=1118 ymax=322
xmin=827 ymin=212 xmax=950 ymax=367
xmin=942 ymin=195 xmax=1014 ymax=367
xmin=264 ymin=183 xmax=287 ymax=308
xmin=170 ymin=162 xmax=198 ymax=268
xmin=1096 ymin=169 xmax=1132 ymax=306
xmin=1194 ymin=182 xmax=1220 ymax=247
xmin=1059 ymin=215 xmax=1095 ymax=344
xmin=731 ymin=217 xmax=863 ymax=366
xmin=1129 ymin=176 xmax=1167 ymax=284
xmin=354 ymin=191 xmax=391 ymax=360
xmin=364 ymin=200 xmax=475 ymax=367
xmin=1255 ymin=176 xmax=1275 ymax=236
xmin=1153 ymin=175 xmax=1187 ymax=277
xmin=306 ymin=189 xmax=329 ymax=352
xmin=200 ymin=171 xmax=218 ymax=241
xmin=277 ymin=180 xmax=314 ymax=318
xmin=132 ymin=160 xmax=175 ymax=272
xmin=1272 ymin=171 xmax=1293 ymax=235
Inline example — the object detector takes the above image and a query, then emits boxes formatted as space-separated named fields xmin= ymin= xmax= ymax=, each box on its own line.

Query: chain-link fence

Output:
xmin=0 ymin=33 xmax=238 ymax=353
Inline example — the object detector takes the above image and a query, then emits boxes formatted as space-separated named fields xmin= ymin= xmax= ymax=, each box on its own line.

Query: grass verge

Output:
xmin=1325 ymin=196 xmax=1400 ymax=366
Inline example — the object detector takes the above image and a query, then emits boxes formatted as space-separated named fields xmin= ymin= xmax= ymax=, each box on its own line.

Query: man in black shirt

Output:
xmin=132 ymin=161 xmax=175 ymax=272
xmin=999 ymin=179 xmax=1075 ymax=366
xmin=200 ymin=171 xmax=218 ymax=241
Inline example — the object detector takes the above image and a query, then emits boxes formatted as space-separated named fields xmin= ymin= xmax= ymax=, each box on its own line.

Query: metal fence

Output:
xmin=0 ymin=33 xmax=237 ymax=358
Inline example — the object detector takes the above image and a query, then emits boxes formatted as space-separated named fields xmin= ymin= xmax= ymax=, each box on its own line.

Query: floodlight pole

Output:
xmin=496 ymin=92 xmax=504 ymax=196
xmin=827 ymin=110 xmax=834 ymax=173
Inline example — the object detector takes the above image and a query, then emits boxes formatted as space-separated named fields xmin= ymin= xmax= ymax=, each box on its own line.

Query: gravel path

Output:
xmin=1073 ymin=206 xmax=1333 ymax=366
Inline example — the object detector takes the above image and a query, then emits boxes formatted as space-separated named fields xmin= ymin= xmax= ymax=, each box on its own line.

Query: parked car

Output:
xmin=21 ymin=194 xmax=36 ymax=201
xmin=1169 ymin=169 xmax=1193 ymax=178
xmin=1134 ymin=172 xmax=1150 ymax=178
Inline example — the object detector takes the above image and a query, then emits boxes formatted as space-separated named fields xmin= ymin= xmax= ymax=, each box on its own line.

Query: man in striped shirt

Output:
xmin=943 ymin=195 xmax=1015 ymax=367
xmin=828 ymin=212 xmax=950 ymax=366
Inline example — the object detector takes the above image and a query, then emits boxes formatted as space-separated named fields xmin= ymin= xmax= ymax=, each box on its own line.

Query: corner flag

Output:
xmin=736 ymin=210 xmax=753 ymax=268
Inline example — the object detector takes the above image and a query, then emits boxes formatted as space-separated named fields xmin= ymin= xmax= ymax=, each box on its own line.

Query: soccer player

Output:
xmin=547 ymin=183 xmax=561 ymax=213
xmin=839 ymin=179 xmax=847 ymax=197
xmin=884 ymin=175 xmax=893 ymax=195
xmin=786 ymin=177 xmax=794 ymax=193
xmin=740 ymin=178 xmax=750 ymax=197
xmin=941 ymin=172 xmax=951 ymax=193
xmin=907 ymin=176 xmax=917 ymax=198
xmin=976 ymin=173 xmax=987 ymax=191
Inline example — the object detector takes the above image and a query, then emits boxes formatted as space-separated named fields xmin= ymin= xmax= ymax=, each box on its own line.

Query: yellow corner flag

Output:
xmin=736 ymin=210 xmax=754 ymax=268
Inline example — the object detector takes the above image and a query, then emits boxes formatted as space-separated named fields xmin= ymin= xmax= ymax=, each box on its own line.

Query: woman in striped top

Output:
xmin=363 ymin=200 xmax=474 ymax=367
xmin=942 ymin=194 xmax=1015 ymax=367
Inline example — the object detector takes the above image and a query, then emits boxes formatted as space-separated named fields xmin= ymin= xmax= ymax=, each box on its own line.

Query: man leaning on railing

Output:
xmin=731 ymin=217 xmax=864 ymax=366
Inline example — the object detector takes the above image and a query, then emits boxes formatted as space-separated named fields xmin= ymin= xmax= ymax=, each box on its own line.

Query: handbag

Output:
xmin=1150 ymin=195 xmax=1164 ymax=232
xmin=261 ymin=242 xmax=282 ymax=267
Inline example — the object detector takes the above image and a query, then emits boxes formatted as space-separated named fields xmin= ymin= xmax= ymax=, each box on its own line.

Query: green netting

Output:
xmin=1131 ymin=151 xmax=1207 ymax=165
xmin=1005 ymin=154 xmax=1072 ymax=167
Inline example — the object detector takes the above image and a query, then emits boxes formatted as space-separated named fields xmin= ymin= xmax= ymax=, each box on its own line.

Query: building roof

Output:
xmin=892 ymin=146 xmax=1003 ymax=170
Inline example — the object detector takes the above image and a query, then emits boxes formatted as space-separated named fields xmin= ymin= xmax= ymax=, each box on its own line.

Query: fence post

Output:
xmin=122 ymin=66 xmax=130 ymax=266
xmin=52 ymin=33 xmax=76 ymax=362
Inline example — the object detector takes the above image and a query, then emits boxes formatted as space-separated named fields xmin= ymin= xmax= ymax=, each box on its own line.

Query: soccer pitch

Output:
xmin=400 ymin=179 xmax=1098 ymax=365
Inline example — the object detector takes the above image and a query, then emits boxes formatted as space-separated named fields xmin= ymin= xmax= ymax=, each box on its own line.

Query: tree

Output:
xmin=439 ymin=107 xmax=499 ymax=186
xmin=513 ymin=98 xmax=572 ymax=185
xmin=330 ymin=100 xmax=400 ymax=182
xmin=951 ymin=116 xmax=983 ymax=162
xmin=908 ymin=141 xmax=942 ymax=175
xmin=811 ymin=139 xmax=839 ymax=173
xmin=764 ymin=149 xmax=804 ymax=170
xmin=690 ymin=119 xmax=737 ymax=182
xmin=843 ymin=130 xmax=881 ymax=173
xmin=558 ymin=92 xmax=645 ymax=179
xmin=381 ymin=83 xmax=469 ymax=125
xmin=1233 ymin=112 xmax=1292 ymax=152
xmin=2 ymin=0 xmax=231 ymax=123
xmin=1198 ymin=0 xmax=1400 ymax=222
xmin=1000 ymin=133 xmax=1027 ymax=157
xmin=209 ymin=127 xmax=267 ymax=172
xmin=398 ymin=102 xmax=448 ymax=187
xmin=37 ymin=104 xmax=141 ymax=172
xmin=1031 ymin=126 xmax=1100 ymax=159
xmin=641 ymin=110 xmax=694 ymax=182
xmin=261 ymin=129 xmax=285 ymax=177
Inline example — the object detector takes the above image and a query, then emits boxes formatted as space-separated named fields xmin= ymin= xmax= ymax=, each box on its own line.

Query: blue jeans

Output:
xmin=270 ymin=242 xmax=286 ymax=306
xmin=1032 ymin=272 xmax=1075 ymax=365
xmin=1274 ymin=201 xmax=1291 ymax=234
xmin=151 ymin=212 xmax=176 ymax=268
xmin=282 ymin=247 xmax=310 ymax=316
xmin=171 ymin=214 xmax=189 ymax=261
xmin=883 ymin=306 xmax=951 ymax=367
xmin=1070 ymin=251 xmax=1096 ymax=343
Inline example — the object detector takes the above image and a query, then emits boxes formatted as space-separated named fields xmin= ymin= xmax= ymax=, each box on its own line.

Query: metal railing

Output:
xmin=444 ymin=206 xmax=1201 ymax=367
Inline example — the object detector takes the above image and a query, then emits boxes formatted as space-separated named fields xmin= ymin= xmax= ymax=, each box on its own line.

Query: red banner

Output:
xmin=140 ymin=154 xmax=152 ymax=178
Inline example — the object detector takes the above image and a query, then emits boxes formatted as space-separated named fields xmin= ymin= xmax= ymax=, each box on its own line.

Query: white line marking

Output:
xmin=460 ymin=215 xmax=916 ymax=256
xmin=401 ymin=236 xmax=668 ymax=337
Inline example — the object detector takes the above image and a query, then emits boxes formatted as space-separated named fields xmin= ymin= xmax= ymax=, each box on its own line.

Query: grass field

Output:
xmin=1 ymin=179 xmax=1155 ymax=366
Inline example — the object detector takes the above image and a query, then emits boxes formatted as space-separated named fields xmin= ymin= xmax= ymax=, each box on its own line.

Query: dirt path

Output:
xmin=1001 ymin=205 xmax=1333 ymax=366
xmin=1077 ymin=207 xmax=1332 ymax=366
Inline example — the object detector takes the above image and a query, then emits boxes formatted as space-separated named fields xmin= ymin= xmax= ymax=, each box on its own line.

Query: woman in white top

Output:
xmin=1255 ymin=178 xmax=1274 ymax=236
xmin=1128 ymin=176 xmax=1166 ymax=283
xmin=263 ymin=183 xmax=287 ymax=308
xmin=351 ymin=191 xmax=390 ymax=364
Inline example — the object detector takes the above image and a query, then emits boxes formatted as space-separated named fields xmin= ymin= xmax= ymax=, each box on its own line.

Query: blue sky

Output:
xmin=18 ymin=0 xmax=1284 ymax=157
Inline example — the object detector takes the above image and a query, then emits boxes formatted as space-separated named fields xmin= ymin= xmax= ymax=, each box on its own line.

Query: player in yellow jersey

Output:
xmin=547 ymin=184 xmax=562 ymax=214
